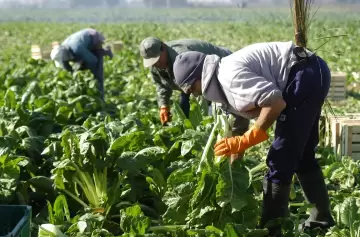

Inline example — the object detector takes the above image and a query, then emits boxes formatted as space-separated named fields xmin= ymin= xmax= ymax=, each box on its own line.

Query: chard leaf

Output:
xmin=146 ymin=166 xmax=166 ymax=197
xmin=223 ymin=223 xmax=241 ymax=237
xmin=181 ymin=140 xmax=195 ymax=156
xmin=28 ymin=176 xmax=54 ymax=194
xmin=116 ymin=147 xmax=165 ymax=172
xmin=4 ymin=89 xmax=16 ymax=110
xmin=190 ymin=171 xmax=217 ymax=210
xmin=108 ymin=131 xmax=150 ymax=156
xmin=120 ymin=205 xmax=151 ymax=235
xmin=186 ymin=171 xmax=218 ymax=227
xmin=162 ymin=167 xmax=196 ymax=224
xmin=205 ymin=226 xmax=223 ymax=236
xmin=340 ymin=197 xmax=360 ymax=228
xmin=216 ymin=160 xmax=252 ymax=212
xmin=0 ymin=178 xmax=17 ymax=203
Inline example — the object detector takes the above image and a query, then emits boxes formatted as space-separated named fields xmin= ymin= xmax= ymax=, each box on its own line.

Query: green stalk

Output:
xmin=60 ymin=188 xmax=89 ymax=208
xmin=105 ymin=173 xmax=124 ymax=218
xmin=73 ymin=177 xmax=98 ymax=207
xmin=249 ymin=162 xmax=267 ymax=175
xmin=93 ymin=167 xmax=107 ymax=206
xmin=73 ymin=163 xmax=99 ymax=207
xmin=196 ymin=116 xmax=220 ymax=174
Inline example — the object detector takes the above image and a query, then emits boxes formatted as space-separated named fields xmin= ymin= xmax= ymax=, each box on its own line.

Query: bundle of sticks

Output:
xmin=291 ymin=0 xmax=315 ymax=48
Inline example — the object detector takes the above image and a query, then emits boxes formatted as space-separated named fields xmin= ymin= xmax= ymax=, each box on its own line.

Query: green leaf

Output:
xmin=146 ymin=166 xmax=166 ymax=197
xmin=340 ymin=197 xmax=360 ymax=228
xmin=205 ymin=226 xmax=223 ymax=236
xmin=190 ymin=171 xmax=217 ymax=211
xmin=28 ymin=176 xmax=54 ymax=194
xmin=108 ymin=131 xmax=150 ymax=156
xmin=120 ymin=205 xmax=151 ymax=235
xmin=162 ymin=167 xmax=197 ymax=224
xmin=116 ymin=147 xmax=165 ymax=172
xmin=181 ymin=140 xmax=195 ymax=157
xmin=216 ymin=161 xmax=252 ymax=212
xmin=4 ymin=89 xmax=16 ymax=109
xmin=223 ymin=223 xmax=241 ymax=237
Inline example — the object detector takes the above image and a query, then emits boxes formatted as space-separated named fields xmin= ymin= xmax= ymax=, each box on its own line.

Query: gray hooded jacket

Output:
xmin=202 ymin=41 xmax=308 ymax=119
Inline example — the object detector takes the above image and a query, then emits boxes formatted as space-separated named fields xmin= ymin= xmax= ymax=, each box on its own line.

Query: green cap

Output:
xmin=139 ymin=37 xmax=162 ymax=67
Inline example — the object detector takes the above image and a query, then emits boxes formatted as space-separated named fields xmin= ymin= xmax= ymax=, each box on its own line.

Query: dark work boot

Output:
xmin=259 ymin=179 xmax=291 ymax=237
xmin=296 ymin=167 xmax=335 ymax=231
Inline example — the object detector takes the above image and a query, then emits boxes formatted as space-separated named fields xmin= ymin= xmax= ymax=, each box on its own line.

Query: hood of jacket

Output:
xmin=201 ymin=55 xmax=246 ymax=117
xmin=202 ymin=55 xmax=226 ymax=104
xmin=201 ymin=54 xmax=262 ymax=120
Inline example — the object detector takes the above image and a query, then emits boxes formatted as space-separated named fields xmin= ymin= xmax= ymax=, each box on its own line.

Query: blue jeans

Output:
xmin=90 ymin=50 xmax=105 ymax=100
xmin=265 ymin=55 xmax=331 ymax=185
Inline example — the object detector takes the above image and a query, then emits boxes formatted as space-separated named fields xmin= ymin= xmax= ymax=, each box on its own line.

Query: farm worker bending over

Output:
xmin=50 ymin=28 xmax=113 ymax=100
xmin=139 ymin=37 xmax=250 ymax=161
xmin=172 ymin=42 xmax=335 ymax=236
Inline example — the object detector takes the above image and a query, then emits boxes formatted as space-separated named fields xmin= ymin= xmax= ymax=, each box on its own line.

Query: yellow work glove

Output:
xmin=214 ymin=125 xmax=269 ymax=157
xmin=159 ymin=106 xmax=171 ymax=125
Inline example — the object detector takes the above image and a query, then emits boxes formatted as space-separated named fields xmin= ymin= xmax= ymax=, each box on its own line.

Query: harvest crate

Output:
xmin=328 ymin=72 xmax=346 ymax=101
xmin=0 ymin=205 xmax=32 ymax=237
xmin=31 ymin=41 xmax=59 ymax=60
xmin=111 ymin=41 xmax=123 ymax=52
xmin=322 ymin=114 xmax=360 ymax=153
xmin=341 ymin=121 xmax=360 ymax=160
xmin=31 ymin=44 xmax=52 ymax=60
xmin=51 ymin=41 xmax=60 ymax=48
xmin=30 ymin=44 xmax=43 ymax=60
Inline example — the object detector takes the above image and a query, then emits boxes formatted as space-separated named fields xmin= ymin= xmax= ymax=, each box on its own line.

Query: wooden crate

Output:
xmin=51 ymin=41 xmax=60 ymax=48
xmin=341 ymin=121 xmax=360 ymax=160
xmin=328 ymin=72 xmax=346 ymax=101
xmin=31 ymin=42 xmax=59 ymax=60
xmin=111 ymin=41 xmax=123 ymax=52
xmin=31 ymin=45 xmax=43 ymax=60
xmin=323 ymin=114 xmax=360 ymax=151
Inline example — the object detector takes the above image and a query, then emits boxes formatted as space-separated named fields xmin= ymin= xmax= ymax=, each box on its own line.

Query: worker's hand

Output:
xmin=214 ymin=125 xmax=269 ymax=157
xmin=159 ymin=106 xmax=171 ymax=125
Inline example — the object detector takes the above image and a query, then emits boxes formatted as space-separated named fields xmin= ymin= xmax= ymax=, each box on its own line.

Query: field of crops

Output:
xmin=1 ymin=6 xmax=360 ymax=237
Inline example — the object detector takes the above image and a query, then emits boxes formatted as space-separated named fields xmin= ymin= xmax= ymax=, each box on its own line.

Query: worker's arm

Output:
xmin=254 ymin=97 xmax=286 ymax=131
xmin=151 ymin=68 xmax=173 ymax=107
xmin=71 ymin=44 xmax=98 ymax=73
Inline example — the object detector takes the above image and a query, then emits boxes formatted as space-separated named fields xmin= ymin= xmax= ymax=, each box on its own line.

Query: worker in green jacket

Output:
xmin=139 ymin=36 xmax=250 ymax=162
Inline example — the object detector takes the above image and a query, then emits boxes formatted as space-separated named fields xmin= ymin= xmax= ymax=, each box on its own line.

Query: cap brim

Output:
xmin=143 ymin=56 xmax=160 ymax=68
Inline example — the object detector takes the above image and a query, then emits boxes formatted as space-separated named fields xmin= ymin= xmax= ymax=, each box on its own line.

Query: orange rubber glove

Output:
xmin=214 ymin=125 xmax=269 ymax=157
xmin=159 ymin=106 xmax=171 ymax=125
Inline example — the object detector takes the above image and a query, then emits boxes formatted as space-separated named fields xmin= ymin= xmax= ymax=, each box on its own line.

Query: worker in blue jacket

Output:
xmin=50 ymin=28 xmax=113 ymax=100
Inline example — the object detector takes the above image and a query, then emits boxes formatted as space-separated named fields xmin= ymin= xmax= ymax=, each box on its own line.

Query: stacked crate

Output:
xmin=111 ymin=41 xmax=123 ymax=52
xmin=328 ymin=72 xmax=347 ymax=101
xmin=30 ymin=45 xmax=43 ymax=60
xmin=324 ymin=114 xmax=360 ymax=160
xmin=30 ymin=41 xmax=60 ymax=60
xmin=341 ymin=121 xmax=360 ymax=160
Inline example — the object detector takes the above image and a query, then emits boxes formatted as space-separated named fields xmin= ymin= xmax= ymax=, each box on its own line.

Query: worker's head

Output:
xmin=50 ymin=45 xmax=72 ymax=68
xmin=173 ymin=51 xmax=206 ymax=97
xmin=139 ymin=37 xmax=168 ymax=69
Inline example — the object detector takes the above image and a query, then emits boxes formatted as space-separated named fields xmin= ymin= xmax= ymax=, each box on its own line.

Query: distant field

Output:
xmin=1 ymin=7 xmax=359 ymax=75
xmin=0 ymin=6 xmax=360 ymax=23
